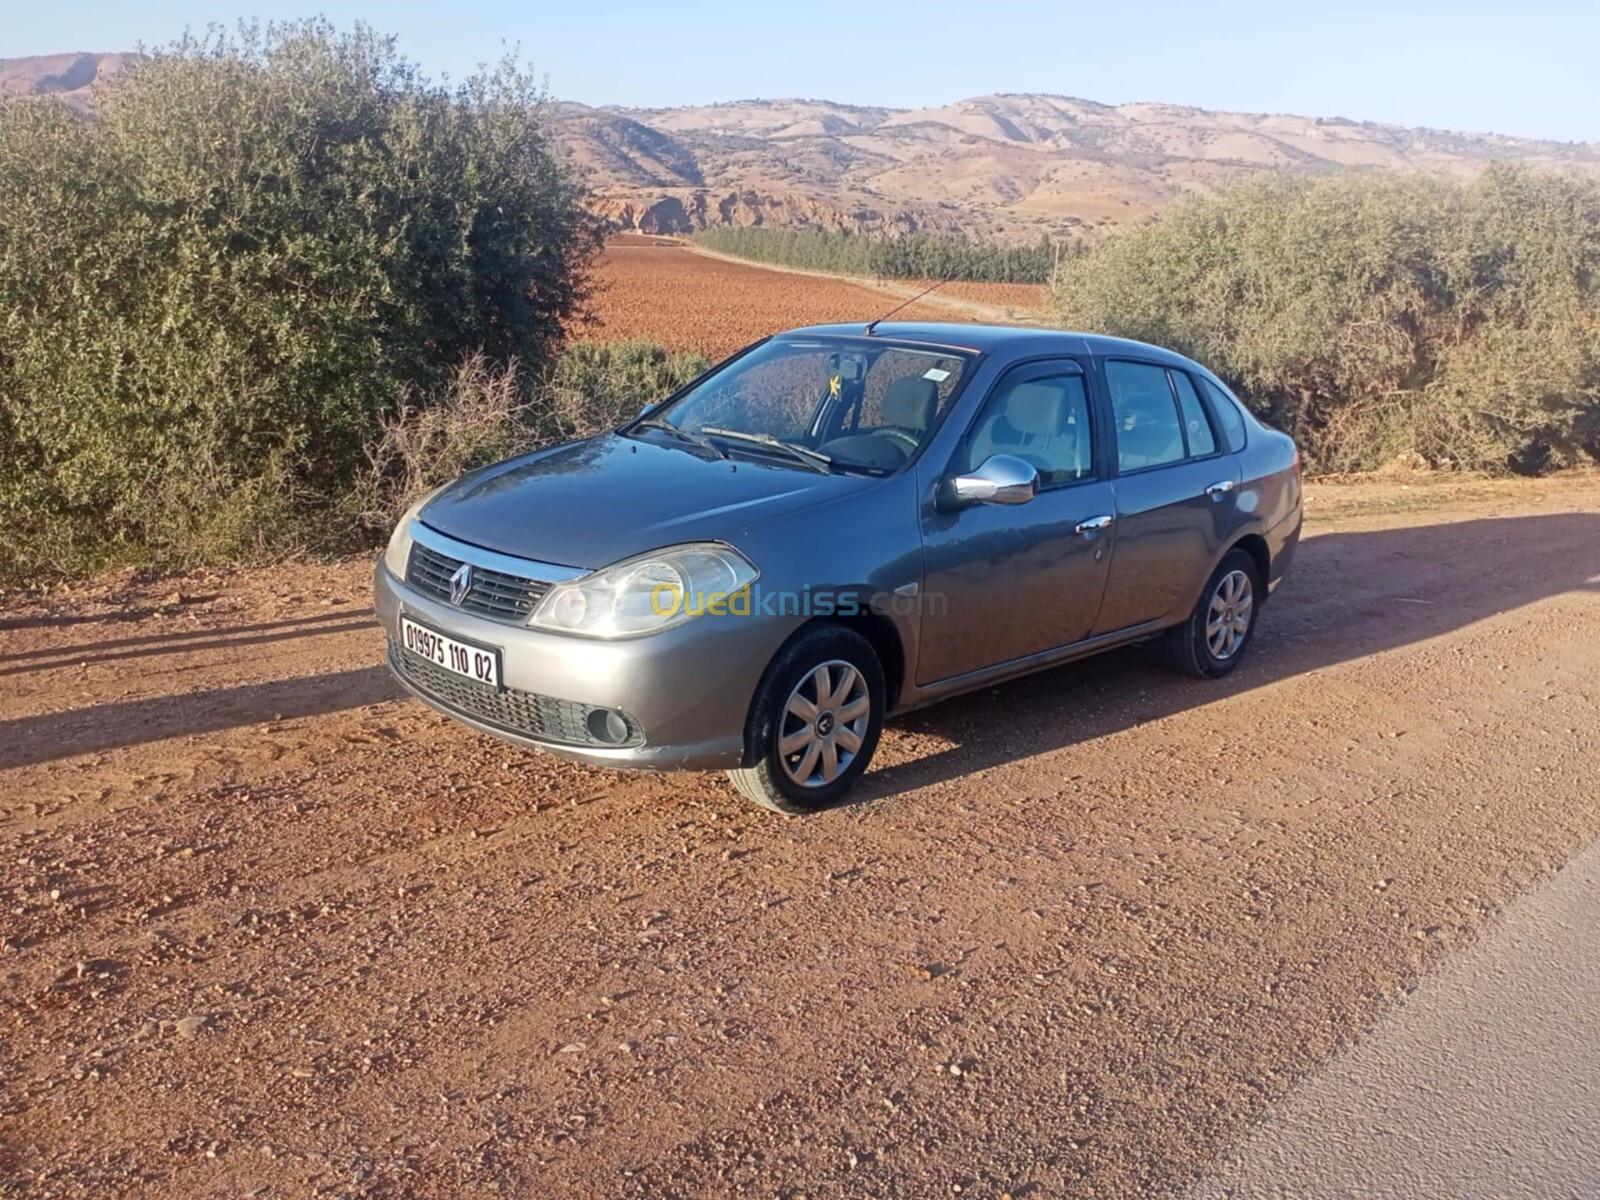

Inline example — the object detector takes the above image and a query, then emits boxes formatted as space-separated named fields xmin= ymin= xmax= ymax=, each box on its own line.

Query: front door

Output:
xmin=916 ymin=359 xmax=1115 ymax=685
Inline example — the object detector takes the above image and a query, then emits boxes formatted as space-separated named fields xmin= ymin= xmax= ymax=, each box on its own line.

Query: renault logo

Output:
xmin=448 ymin=563 xmax=474 ymax=606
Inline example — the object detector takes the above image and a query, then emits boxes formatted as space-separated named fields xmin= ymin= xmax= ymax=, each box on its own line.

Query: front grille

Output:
xmin=406 ymin=541 xmax=552 ymax=624
xmin=389 ymin=643 xmax=642 ymax=748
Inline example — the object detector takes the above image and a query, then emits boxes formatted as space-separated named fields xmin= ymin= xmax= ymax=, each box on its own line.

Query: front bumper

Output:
xmin=374 ymin=560 xmax=787 ymax=770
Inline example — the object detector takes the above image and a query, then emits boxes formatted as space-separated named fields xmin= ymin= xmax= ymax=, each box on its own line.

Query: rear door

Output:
xmin=1091 ymin=359 xmax=1242 ymax=634
xmin=916 ymin=358 xmax=1116 ymax=684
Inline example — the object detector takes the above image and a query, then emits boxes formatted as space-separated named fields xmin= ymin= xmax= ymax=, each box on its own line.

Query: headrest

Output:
xmin=882 ymin=377 xmax=939 ymax=431
xmin=1116 ymin=390 xmax=1175 ymax=424
xmin=1007 ymin=380 xmax=1077 ymax=437
xmin=1120 ymin=419 xmax=1180 ymax=462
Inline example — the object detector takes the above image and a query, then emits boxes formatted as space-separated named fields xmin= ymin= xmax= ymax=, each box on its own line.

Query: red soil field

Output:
xmin=924 ymin=279 xmax=1049 ymax=310
xmin=575 ymin=238 xmax=996 ymax=360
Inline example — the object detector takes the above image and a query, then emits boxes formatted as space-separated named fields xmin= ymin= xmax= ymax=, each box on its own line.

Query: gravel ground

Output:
xmin=3 ymin=474 xmax=1599 ymax=1199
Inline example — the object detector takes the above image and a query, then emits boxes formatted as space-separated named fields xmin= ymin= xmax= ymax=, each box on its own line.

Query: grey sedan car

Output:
xmin=376 ymin=323 xmax=1302 ymax=812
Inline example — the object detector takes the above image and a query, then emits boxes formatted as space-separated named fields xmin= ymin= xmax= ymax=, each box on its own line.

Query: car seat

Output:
xmin=873 ymin=377 xmax=940 ymax=453
xmin=967 ymin=378 xmax=1085 ymax=481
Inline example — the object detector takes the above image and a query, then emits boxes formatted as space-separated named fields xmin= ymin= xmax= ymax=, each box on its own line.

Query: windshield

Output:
xmin=626 ymin=337 xmax=974 ymax=474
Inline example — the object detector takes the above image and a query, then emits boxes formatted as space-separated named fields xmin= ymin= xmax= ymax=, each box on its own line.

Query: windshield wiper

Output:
xmin=699 ymin=427 xmax=833 ymax=474
xmin=633 ymin=418 xmax=725 ymax=459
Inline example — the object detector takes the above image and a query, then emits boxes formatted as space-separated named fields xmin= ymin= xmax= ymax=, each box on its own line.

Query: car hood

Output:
xmin=417 ymin=433 xmax=877 ymax=570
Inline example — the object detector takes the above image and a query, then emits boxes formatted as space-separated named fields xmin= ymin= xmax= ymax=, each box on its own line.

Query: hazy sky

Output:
xmin=9 ymin=0 xmax=1597 ymax=142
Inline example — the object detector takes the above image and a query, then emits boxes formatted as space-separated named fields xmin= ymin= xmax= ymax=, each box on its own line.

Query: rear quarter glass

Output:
xmin=1200 ymin=377 xmax=1249 ymax=452
xmin=1170 ymin=370 xmax=1218 ymax=457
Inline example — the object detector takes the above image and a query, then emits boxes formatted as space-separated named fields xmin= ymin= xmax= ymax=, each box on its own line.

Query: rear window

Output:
xmin=1105 ymin=360 xmax=1185 ymax=471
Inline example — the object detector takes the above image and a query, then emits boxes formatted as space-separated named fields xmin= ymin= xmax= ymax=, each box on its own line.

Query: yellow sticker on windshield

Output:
xmin=829 ymin=375 xmax=841 ymax=397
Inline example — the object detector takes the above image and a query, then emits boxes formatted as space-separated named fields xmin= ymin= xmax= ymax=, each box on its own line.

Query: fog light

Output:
xmin=586 ymin=707 xmax=632 ymax=745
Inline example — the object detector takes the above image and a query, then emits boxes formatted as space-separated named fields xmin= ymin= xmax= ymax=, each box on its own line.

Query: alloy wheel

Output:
xmin=1206 ymin=569 xmax=1254 ymax=660
xmin=778 ymin=660 xmax=872 ymax=788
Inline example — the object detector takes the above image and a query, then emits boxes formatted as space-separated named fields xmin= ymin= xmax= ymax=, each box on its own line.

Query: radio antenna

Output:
xmin=865 ymin=278 xmax=950 ymax=335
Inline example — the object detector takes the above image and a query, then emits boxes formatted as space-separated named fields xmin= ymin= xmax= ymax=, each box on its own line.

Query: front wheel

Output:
xmin=727 ymin=624 xmax=885 ymax=814
xmin=1163 ymin=549 xmax=1262 ymax=679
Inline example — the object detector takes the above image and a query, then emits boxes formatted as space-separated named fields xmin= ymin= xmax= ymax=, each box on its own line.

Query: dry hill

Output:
xmin=0 ymin=52 xmax=134 ymax=111
xmin=554 ymin=93 xmax=1600 ymax=241
xmin=6 ymin=53 xmax=1598 ymax=242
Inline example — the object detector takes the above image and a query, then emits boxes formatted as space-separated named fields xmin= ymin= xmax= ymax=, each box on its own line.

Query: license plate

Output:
xmin=399 ymin=617 xmax=501 ymax=688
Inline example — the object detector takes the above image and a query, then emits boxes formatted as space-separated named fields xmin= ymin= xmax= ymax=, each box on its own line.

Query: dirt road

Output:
xmin=1192 ymin=832 xmax=1600 ymax=1199
xmin=4 ymin=475 xmax=1600 ymax=1198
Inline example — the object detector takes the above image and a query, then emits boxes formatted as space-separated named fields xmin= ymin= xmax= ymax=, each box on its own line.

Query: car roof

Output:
xmin=780 ymin=321 xmax=1201 ymax=368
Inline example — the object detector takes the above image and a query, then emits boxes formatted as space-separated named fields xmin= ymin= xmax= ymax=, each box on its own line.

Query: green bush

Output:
xmin=1053 ymin=166 xmax=1600 ymax=473
xmin=0 ymin=21 xmax=598 ymax=584
xmin=695 ymin=226 xmax=1058 ymax=283
xmin=545 ymin=340 xmax=712 ymax=432
xmin=352 ymin=340 xmax=710 ymax=538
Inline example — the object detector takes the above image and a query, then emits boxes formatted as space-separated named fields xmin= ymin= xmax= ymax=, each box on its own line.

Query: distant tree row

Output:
xmin=694 ymin=226 xmax=1059 ymax=283
xmin=1054 ymin=166 xmax=1600 ymax=474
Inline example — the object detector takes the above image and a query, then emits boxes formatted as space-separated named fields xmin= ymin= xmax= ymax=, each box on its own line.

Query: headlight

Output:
xmin=529 ymin=543 xmax=758 ymax=639
xmin=382 ymin=485 xmax=447 ymax=578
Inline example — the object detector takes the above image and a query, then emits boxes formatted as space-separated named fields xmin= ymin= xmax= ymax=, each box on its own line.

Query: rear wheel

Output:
xmin=728 ymin=625 xmax=885 ymax=814
xmin=1163 ymin=549 xmax=1262 ymax=679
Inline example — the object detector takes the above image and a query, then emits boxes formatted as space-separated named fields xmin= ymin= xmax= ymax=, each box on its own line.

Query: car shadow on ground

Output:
xmin=0 ymin=609 xmax=376 ymax=679
xmin=1 ymin=514 xmax=1596 ymax=782
xmin=0 ymin=665 xmax=401 ymax=771
xmin=0 ymin=605 xmax=208 ymax=633
xmin=860 ymin=512 xmax=1600 ymax=803
xmin=0 ymin=608 xmax=374 ymax=665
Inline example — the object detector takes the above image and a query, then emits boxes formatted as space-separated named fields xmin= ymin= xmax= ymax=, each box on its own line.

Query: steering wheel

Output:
xmin=869 ymin=427 xmax=922 ymax=455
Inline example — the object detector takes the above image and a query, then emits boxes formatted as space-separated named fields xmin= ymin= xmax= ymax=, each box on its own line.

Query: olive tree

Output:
xmin=0 ymin=20 xmax=599 ymax=581
xmin=1054 ymin=166 xmax=1600 ymax=473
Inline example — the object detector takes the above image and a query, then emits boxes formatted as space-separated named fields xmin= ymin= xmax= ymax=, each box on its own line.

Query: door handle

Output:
xmin=1076 ymin=515 xmax=1114 ymax=535
xmin=1205 ymin=480 xmax=1236 ymax=498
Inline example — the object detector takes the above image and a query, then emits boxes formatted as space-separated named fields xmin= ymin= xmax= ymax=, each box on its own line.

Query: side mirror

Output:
xmin=946 ymin=454 xmax=1039 ymax=508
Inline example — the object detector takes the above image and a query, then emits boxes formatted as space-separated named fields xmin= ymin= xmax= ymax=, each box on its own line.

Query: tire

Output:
xmin=727 ymin=624 xmax=886 ymax=814
xmin=1163 ymin=548 xmax=1263 ymax=679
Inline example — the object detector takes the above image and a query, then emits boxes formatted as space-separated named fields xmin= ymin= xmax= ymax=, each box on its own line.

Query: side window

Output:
xmin=1106 ymin=360 xmax=1185 ymax=472
xmin=1169 ymin=370 xmax=1217 ymax=457
xmin=964 ymin=367 xmax=1094 ymax=486
xmin=1200 ymin=377 xmax=1249 ymax=453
